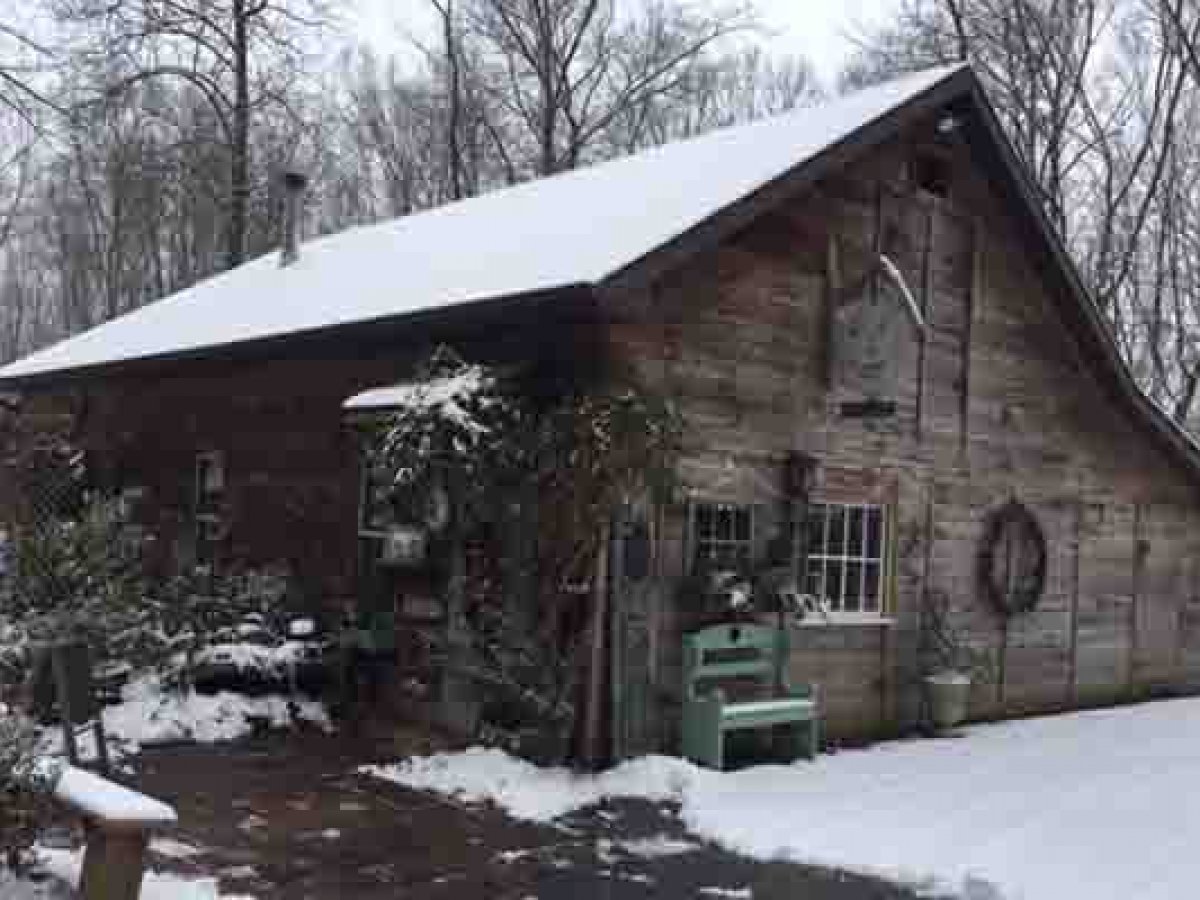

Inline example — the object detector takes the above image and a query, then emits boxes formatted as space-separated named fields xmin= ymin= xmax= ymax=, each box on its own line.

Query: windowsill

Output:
xmin=791 ymin=612 xmax=895 ymax=628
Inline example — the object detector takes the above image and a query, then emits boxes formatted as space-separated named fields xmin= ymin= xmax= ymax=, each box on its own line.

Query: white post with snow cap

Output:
xmin=53 ymin=765 xmax=178 ymax=900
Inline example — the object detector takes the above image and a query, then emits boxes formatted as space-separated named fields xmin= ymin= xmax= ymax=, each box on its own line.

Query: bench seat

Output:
xmin=682 ymin=623 xmax=821 ymax=770
xmin=720 ymin=697 xmax=817 ymax=729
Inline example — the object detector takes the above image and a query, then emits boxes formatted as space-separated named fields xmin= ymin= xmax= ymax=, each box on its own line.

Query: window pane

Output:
xmin=806 ymin=560 xmax=823 ymax=598
xmin=848 ymin=507 xmax=864 ymax=556
xmin=864 ymin=562 xmax=881 ymax=611
xmin=845 ymin=561 xmax=862 ymax=611
xmin=692 ymin=502 xmax=753 ymax=576
xmin=806 ymin=504 xmax=827 ymax=555
xmin=716 ymin=505 xmax=733 ymax=541
xmin=734 ymin=508 xmax=751 ymax=542
xmin=735 ymin=543 xmax=752 ymax=569
xmin=823 ymin=559 xmax=844 ymax=605
xmin=866 ymin=507 xmax=883 ymax=560
xmin=827 ymin=507 xmax=846 ymax=556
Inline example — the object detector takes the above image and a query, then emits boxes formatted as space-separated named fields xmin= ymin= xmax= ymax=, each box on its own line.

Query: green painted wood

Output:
xmin=691 ymin=659 xmax=774 ymax=681
xmin=681 ymin=623 xmax=821 ymax=769
xmin=355 ymin=609 xmax=397 ymax=653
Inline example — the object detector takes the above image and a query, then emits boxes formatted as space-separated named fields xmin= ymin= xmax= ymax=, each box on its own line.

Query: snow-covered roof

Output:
xmin=0 ymin=64 xmax=966 ymax=383
xmin=343 ymin=366 xmax=491 ymax=413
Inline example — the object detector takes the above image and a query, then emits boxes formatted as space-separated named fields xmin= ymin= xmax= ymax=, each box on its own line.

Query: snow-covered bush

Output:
xmin=2 ymin=431 xmax=154 ymax=689
xmin=366 ymin=347 xmax=682 ymax=763
xmin=0 ymin=706 xmax=52 ymax=869
xmin=0 ymin=620 xmax=31 ymax=704
xmin=3 ymin=432 xmax=308 ymax=701
xmin=150 ymin=565 xmax=298 ymax=685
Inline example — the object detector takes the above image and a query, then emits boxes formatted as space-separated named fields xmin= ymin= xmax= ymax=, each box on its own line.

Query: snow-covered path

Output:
xmin=368 ymin=697 xmax=1200 ymax=900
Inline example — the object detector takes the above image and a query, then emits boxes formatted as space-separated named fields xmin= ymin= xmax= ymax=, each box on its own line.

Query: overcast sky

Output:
xmin=352 ymin=0 xmax=901 ymax=85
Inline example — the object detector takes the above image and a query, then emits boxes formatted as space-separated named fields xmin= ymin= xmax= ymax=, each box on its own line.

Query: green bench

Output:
xmin=681 ymin=623 xmax=820 ymax=770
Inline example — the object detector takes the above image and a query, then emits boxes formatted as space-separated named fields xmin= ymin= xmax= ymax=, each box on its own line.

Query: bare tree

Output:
xmin=610 ymin=46 xmax=823 ymax=152
xmin=462 ymin=0 xmax=755 ymax=176
xmin=57 ymin=0 xmax=330 ymax=268
xmin=0 ymin=16 xmax=60 ymax=132
xmin=844 ymin=0 xmax=1200 ymax=426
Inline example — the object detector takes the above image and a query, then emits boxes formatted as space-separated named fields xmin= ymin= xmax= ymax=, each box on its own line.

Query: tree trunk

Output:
xmin=442 ymin=0 xmax=464 ymax=201
xmin=229 ymin=0 xmax=251 ymax=268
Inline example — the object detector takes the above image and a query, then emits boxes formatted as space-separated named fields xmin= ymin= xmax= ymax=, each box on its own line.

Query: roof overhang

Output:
xmin=0 ymin=283 xmax=598 ymax=392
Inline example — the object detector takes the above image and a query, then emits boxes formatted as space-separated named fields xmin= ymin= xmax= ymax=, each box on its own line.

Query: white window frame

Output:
xmin=798 ymin=501 xmax=889 ymax=616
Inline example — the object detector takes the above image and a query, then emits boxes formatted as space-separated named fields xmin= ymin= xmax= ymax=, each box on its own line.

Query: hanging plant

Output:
xmin=978 ymin=499 xmax=1047 ymax=616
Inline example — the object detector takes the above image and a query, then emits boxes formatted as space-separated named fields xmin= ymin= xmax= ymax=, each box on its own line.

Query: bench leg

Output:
xmin=801 ymin=718 xmax=819 ymax=760
xmin=783 ymin=720 xmax=819 ymax=762
xmin=80 ymin=822 xmax=149 ymax=900
xmin=693 ymin=728 xmax=723 ymax=770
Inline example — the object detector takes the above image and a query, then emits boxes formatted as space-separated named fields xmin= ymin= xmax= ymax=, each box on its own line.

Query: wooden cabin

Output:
xmin=5 ymin=64 xmax=1200 ymax=753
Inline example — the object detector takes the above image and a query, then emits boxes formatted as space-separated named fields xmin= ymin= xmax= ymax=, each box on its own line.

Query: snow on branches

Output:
xmin=361 ymin=346 xmax=682 ymax=762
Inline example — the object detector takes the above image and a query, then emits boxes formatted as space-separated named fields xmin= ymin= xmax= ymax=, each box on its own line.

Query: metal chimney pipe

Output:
xmin=280 ymin=171 xmax=308 ymax=267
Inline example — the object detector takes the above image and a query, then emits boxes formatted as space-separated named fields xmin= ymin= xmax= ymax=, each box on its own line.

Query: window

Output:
xmin=911 ymin=152 xmax=951 ymax=198
xmin=691 ymin=502 xmax=753 ymax=572
xmin=798 ymin=502 xmax=887 ymax=614
xmin=194 ymin=451 xmax=225 ymax=565
xmin=359 ymin=457 xmax=402 ymax=537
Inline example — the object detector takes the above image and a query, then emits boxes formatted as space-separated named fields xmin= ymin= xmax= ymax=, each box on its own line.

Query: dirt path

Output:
xmin=121 ymin=730 xmax=928 ymax=900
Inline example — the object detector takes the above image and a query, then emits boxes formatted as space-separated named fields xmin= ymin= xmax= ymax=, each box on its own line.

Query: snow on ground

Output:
xmin=41 ymin=674 xmax=330 ymax=760
xmin=31 ymin=846 xmax=254 ymax=900
xmin=362 ymin=750 xmax=690 ymax=821
xmin=105 ymin=675 xmax=331 ymax=751
xmin=366 ymin=696 xmax=1200 ymax=900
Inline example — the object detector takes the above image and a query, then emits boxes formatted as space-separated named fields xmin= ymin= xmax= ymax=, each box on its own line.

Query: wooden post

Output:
xmin=51 ymin=647 xmax=79 ymax=768
xmin=439 ymin=532 xmax=469 ymax=730
xmin=915 ymin=205 xmax=934 ymax=443
xmin=79 ymin=821 xmax=151 ymax=900
xmin=916 ymin=487 xmax=936 ymax=728
xmin=961 ymin=219 xmax=982 ymax=457
xmin=609 ymin=504 xmax=628 ymax=763
xmin=996 ymin=617 xmax=1008 ymax=712
xmin=822 ymin=234 xmax=840 ymax=388
xmin=1067 ymin=494 xmax=1082 ymax=706
xmin=1129 ymin=503 xmax=1143 ymax=695
xmin=581 ymin=523 xmax=610 ymax=769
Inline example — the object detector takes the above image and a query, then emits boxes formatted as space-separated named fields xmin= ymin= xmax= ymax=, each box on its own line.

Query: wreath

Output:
xmin=978 ymin=500 xmax=1047 ymax=616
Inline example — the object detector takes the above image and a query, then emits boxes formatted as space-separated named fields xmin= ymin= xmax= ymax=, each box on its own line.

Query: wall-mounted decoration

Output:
xmin=379 ymin=525 xmax=428 ymax=568
xmin=830 ymin=247 xmax=926 ymax=421
xmin=978 ymin=500 xmax=1047 ymax=616
xmin=423 ymin=481 xmax=453 ymax=533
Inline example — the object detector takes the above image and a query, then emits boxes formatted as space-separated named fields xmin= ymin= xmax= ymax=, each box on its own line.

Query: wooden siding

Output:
xmin=606 ymin=117 xmax=1200 ymax=746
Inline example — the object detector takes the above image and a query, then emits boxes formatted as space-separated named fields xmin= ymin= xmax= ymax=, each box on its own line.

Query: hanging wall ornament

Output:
xmin=978 ymin=499 xmax=1047 ymax=616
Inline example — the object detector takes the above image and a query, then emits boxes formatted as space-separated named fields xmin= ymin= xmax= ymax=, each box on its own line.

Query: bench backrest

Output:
xmin=683 ymin=623 xmax=787 ymax=701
